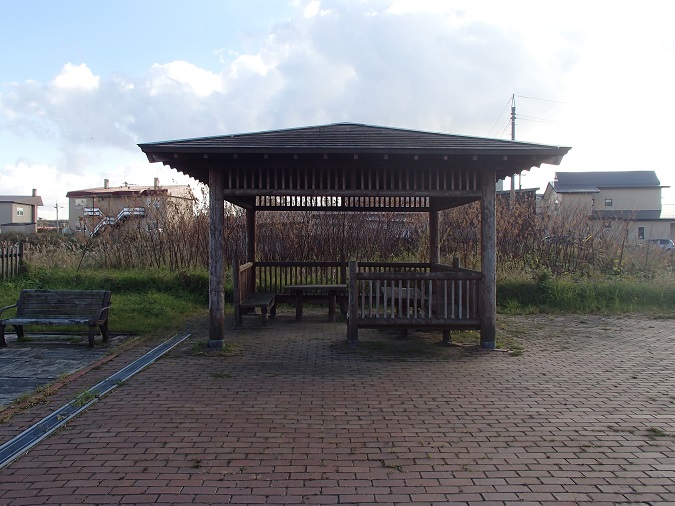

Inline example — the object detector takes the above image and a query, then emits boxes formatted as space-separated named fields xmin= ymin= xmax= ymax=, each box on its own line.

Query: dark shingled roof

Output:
xmin=140 ymin=122 xmax=569 ymax=158
xmin=554 ymin=171 xmax=662 ymax=193
xmin=0 ymin=195 xmax=44 ymax=206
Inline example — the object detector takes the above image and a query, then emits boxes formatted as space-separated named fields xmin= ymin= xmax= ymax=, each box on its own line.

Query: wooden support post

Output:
xmin=480 ymin=169 xmax=497 ymax=349
xmin=246 ymin=208 xmax=256 ymax=263
xmin=232 ymin=258 xmax=241 ymax=328
xmin=209 ymin=168 xmax=225 ymax=348
xmin=347 ymin=261 xmax=359 ymax=344
xmin=429 ymin=209 xmax=440 ymax=265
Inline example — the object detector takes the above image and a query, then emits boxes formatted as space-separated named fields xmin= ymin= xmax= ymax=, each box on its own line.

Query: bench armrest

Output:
xmin=0 ymin=303 xmax=18 ymax=318
xmin=94 ymin=305 xmax=111 ymax=321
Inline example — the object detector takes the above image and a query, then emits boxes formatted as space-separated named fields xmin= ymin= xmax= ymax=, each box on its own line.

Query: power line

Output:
xmin=487 ymin=97 xmax=512 ymax=137
xmin=517 ymin=114 xmax=562 ymax=124
xmin=516 ymin=94 xmax=571 ymax=105
xmin=497 ymin=116 xmax=511 ymax=139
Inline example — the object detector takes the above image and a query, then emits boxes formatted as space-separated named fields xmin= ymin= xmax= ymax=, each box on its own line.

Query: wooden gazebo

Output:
xmin=139 ymin=123 xmax=570 ymax=348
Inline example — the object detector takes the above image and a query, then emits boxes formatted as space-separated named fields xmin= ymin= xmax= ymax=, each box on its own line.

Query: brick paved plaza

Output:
xmin=1 ymin=312 xmax=674 ymax=505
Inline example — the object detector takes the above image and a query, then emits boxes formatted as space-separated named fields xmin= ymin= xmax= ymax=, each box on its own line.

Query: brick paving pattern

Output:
xmin=0 ymin=311 xmax=674 ymax=505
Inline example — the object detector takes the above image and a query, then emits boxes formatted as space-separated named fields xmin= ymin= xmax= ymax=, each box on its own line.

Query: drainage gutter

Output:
xmin=0 ymin=332 xmax=191 ymax=470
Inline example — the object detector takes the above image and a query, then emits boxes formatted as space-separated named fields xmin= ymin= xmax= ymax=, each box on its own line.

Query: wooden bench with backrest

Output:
xmin=233 ymin=261 xmax=276 ymax=327
xmin=0 ymin=289 xmax=111 ymax=348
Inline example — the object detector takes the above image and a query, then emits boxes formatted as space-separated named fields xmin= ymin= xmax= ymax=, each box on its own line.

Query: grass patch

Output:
xmin=72 ymin=390 xmax=98 ymax=408
xmin=190 ymin=340 xmax=243 ymax=357
xmin=0 ymin=268 xmax=211 ymax=338
xmin=646 ymin=427 xmax=669 ymax=439
xmin=498 ymin=274 xmax=675 ymax=314
xmin=211 ymin=372 xmax=233 ymax=379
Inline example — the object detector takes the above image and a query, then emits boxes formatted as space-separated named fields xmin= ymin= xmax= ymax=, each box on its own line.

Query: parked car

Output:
xmin=648 ymin=238 xmax=675 ymax=251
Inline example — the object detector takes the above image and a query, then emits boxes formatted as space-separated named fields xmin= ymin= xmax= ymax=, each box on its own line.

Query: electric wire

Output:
xmin=516 ymin=94 xmax=570 ymax=105
xmin=487 ymin=97 xmax=512 ymax=137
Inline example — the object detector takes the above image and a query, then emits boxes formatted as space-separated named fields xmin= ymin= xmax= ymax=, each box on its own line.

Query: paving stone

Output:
xmin=0 ymin=312 xmax=674 ymax=504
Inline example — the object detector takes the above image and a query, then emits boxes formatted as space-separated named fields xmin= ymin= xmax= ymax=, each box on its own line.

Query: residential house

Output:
xmin=0 ymin=190 xmax=43 ymax=234
xmin=66 ymin=179 xmax=195 ymax=236
xmin=541 ymin=171 xmax=673 ymax=242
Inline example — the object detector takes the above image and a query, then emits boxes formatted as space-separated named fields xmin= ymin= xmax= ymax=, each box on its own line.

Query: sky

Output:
xmin=2 ymin=0 xmax=675 ymax=219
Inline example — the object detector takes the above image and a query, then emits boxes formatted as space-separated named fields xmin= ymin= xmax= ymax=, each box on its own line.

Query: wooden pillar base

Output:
xmin=480 ymin=339 xmax=496 ymax=350
xmin=208 ymin=339 xmax=224 ymax=349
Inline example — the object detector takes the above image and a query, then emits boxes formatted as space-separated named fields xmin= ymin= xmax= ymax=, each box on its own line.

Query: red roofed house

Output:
xmin=66 ymin=178 xmax=194 ymax=236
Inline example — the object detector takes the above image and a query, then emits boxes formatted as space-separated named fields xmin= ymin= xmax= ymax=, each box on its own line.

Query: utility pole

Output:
xmin=511 ymin=93 xmax=516 ymax=142
xmin=54 ymin=201 xmax=60 ymax=233
xmin=510 ymin=94 xmax=516 ymax=202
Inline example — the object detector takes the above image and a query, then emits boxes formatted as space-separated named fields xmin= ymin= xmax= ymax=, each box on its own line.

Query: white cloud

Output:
xmin=304 ymin=0 xmax=321 ymax=18
xmin=228 ymin=53 xmax=275 ymax=79
xmin=303 ymin=0 xmax=332 ymax=18
xmin=51 ymin=63 xmax=100 ymax=90
xmin=2 ymin=0 xmax=675 ymax=219
xmin=148 ymin=61 xmax=222 ymax=97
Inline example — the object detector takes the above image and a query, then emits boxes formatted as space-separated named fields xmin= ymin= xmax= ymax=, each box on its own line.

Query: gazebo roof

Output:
xmin=139 ymin=122 xmax=570 ymax=212
xmin=140 ymin=122 xmax=569 ymax=157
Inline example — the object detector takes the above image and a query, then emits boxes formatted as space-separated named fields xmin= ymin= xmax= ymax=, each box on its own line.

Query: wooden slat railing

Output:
xmin=347 ymin=261 xmax=482 ymax=342
xmin=235 ymin=260 xmax=483 ymax=339
xmin=255 ymin=261 xmax=346 ymax=294
xmin=253 ymin=261 xmax=435 ymax=294
xmin=0 ymin=242 xmax=23 ymax=281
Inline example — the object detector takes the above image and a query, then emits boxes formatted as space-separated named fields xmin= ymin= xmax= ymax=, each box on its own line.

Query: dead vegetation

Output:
xmin=12 ymin=191 xmax=673 ymax=278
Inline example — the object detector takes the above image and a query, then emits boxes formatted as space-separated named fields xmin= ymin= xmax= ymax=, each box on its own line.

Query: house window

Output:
xmin=16 ymin=207 xmax=24 ymax=216
xmin=638 ymin=227 xmax=645 ymax=240
xmin=75 ymin=198 xmax=87 ymax=207
xmin=605 ymin=198 xmax=613 ymax=207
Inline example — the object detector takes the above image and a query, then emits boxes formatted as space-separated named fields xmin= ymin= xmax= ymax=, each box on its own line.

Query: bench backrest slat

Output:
xmin=17 ymin=290 xmax=111 ymax=318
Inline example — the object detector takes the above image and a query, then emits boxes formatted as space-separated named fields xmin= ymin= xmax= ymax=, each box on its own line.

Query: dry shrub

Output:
xmin=15 ymin=191 xmax=673 ymax=277
xmin=255 ymin=211 xmax=425 ymax=262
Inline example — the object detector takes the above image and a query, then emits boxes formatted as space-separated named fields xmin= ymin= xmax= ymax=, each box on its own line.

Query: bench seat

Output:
xmin=239 ymin=293 xmax=276 ymax=325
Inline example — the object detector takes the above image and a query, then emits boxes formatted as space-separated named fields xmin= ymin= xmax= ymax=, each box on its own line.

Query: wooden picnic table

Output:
xmin=283 ymin=284 xmax=348 ymax=321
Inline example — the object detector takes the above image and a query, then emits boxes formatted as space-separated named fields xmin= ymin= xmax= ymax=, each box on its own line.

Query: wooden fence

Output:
xmin=0 ymin=242 xmax=24 ymax=281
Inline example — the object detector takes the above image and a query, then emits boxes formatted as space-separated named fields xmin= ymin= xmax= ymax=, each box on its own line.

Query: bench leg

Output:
xmin=328 ymin=290 xmax=337 ymax=322
xmin=100 ymin=321 xmax=109 ymax=342
xmin=88 ymin=326 xmax=96 ymax=347
xmin=270 ymin=303 xmax=277 ymax=318
xmin=294 ymin=290 xmax=303 ymax=321
xmin=14 ymin=325 xmax=24 ymax=340
xmin=0 ymin=324 xmax=6 ymax=347
xmin=261 ymin=307 xmax=268 ymax=326
xmin=234 ymin=304 xmax=241 ymax=328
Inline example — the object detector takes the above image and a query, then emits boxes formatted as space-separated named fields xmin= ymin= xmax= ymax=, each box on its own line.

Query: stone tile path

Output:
xmin=0 ymin=312 xmax=674 ymax=505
